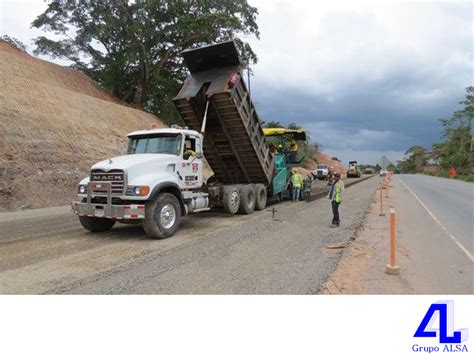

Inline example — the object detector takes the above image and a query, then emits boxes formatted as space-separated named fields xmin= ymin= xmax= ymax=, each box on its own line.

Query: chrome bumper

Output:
xmin=71 ymin=182 xmax=145 ymax=220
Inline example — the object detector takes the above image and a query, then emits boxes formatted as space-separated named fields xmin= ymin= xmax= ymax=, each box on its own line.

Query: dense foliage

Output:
xmin=32 ymin=0 xmax=259 ymax=124
xmin=434 ymin=86 xmax=473 ymax=174
xmin=397 ymin=86 xmax=473 ymax=179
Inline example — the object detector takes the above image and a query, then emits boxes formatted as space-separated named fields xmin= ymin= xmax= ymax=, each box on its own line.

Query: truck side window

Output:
xmin=184 ymin=136 xmax=197 ymax=159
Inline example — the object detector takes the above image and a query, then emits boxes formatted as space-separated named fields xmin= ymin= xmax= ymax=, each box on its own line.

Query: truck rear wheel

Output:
xmin=223 ymin=186 xmax=240 ymax=214
xmin=254 ymin=184 xmax=267 ymax=210
xmin=143 ymin=193 xmax=181 ymax=239
xmin=239 ymin=184 xmax=256 ymax=214
xmin=79 ymin=216 xmax=116 ymax=232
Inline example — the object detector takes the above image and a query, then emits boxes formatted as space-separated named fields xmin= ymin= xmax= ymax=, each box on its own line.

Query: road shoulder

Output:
xmin=322 ymin=177 xmax=473 ymax=294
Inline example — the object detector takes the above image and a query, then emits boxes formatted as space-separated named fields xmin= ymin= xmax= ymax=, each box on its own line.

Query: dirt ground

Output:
xmin=0 ymin=40 xmax=163 ymax=211
xmin=0 ymin=176 xmax=377 ymax=294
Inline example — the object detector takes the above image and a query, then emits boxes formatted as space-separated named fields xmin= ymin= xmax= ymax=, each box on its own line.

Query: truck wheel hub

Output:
xmin=230 ymin=192 xmax=239 ymax=208
xmin=160 ymin=204 xmax=176 ymax=229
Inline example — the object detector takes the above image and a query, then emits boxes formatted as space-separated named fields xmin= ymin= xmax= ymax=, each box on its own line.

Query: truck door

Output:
xmin=180 ymin=135 xmax=203 ymax=188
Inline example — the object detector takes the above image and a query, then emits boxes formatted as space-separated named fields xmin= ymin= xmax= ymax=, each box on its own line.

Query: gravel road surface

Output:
xmin=0 ymin=177 xmax=376 ymax=294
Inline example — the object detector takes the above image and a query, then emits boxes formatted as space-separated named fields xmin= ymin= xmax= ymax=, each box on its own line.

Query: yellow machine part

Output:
xmin=263 ymin=128 xmax=307 ymax=141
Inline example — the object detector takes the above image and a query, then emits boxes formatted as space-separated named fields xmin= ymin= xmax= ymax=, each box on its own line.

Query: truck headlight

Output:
xmin=127 ymin=186 xmax=150 ymax=196
xmin=78 ymin=185 xmax=87 ymax=194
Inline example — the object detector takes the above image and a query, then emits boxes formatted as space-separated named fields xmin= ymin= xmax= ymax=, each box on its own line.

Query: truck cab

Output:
xmin=126 ymin=127 xmax=205 ymax=190
xmin=313 ymin=164 xmax=329 ymax=180
xmin=72 ymin=126 xmax=210 ymax=238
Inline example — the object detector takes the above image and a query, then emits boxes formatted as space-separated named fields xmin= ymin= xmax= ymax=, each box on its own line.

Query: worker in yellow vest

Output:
xmin=291 ymin=168 xmax=303 ymax=202
xmin=289 ymin=139 xmax=298 ymax=152
xmin=288 ymin=139 xmax=298 ymax=162
xmin=328 ymin=172 xmax=344 ymax=226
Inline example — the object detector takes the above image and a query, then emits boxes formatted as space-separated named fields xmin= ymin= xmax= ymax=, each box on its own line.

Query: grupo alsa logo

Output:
xmin=412 ymin=301 xmax=469 ymax=353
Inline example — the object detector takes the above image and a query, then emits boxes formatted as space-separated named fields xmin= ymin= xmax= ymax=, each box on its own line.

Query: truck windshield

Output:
xmin=318 ymin=165 xmax=328 ymax=169
xmin=128 ymin=134 xmax=182 ymax=155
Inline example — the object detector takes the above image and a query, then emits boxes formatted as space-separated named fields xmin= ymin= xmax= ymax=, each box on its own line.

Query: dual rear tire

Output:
xmin=222 ymin=184 xmax=267 ymax=215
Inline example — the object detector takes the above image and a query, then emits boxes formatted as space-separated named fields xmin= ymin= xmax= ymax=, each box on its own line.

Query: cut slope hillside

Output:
xmin=0 ymin=40 xmax=165 ymax=211
xmin=314 ymin=153 xmax=347 ymax=175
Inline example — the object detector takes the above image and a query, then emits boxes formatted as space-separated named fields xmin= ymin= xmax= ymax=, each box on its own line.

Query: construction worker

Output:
xmin=289 ymin=139 xmax=298 ymax=152
xmin=183 ymin=139 xmax=197 ymax=160
xmin=328 ymin=172 xmax=344 ymax=227
xmin=289 ymin=139 xmax=298 ymax=162
xmin=291 ymin=168 xmax=303 ymax=202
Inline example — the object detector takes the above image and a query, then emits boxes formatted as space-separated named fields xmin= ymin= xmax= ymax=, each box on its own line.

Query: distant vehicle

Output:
xmin=347 ymin=160 xmax=361 ymax=178
xmin=380 ymin=169 xmax=388 ymax=177
xmin=312 ymin=164 xmax=329 ymax=180
xmin=364 ymin=168 xmax=374 ymax=174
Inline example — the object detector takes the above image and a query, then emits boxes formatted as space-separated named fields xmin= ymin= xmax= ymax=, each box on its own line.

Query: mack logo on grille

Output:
xmin=92 ymin=174 xmax=123 ymax=181
xmin=90 ymin=170 xmax=125 ymax=194
xmin=91 ymin=170 xmax=124 ymax=182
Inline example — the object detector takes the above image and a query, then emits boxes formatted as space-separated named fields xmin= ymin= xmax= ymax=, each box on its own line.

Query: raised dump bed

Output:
xmin=173 ymin=41 xmax=274 ymax=185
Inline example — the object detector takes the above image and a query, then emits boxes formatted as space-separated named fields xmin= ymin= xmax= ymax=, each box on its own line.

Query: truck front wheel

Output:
xmin=79 ymin=216 xmax=116 ymax=232
xmin=143 ymin=193 xmax=181 ymax=239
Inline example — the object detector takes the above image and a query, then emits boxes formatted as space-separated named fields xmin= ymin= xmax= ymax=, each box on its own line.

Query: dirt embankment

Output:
xmin=0 ymin=40 xmax=165 ymax=211
xmin=303 ymin=152 xmax=347 ymax=175
xmin=314 ymin=153 xmax=347 ymax=174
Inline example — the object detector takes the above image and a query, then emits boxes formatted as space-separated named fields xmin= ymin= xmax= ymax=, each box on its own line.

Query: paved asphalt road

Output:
xmin=393 ymin=175 xmax=473 ymax=293
xmin=0 ymin=176 xmax=374 ymax=294
xmin=397 ymin=174 xmax=473 ymax=256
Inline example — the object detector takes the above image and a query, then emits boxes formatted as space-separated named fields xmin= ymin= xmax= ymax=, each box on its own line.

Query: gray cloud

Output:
xmin=248 ymin=0 xmax=473 ymax=164
xmin=1 ymin=0 xmax=471 ymax=164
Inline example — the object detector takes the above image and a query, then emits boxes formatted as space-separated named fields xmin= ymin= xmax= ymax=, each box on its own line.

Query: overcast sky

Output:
xmin=1 ymin=0 xmax=472 ymax=164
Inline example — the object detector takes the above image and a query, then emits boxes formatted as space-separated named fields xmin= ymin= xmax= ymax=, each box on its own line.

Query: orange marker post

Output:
xmin=385 ymin=206 xmax=400 ymax=275
xmin=385 ymin=180 xmax=389 ymax=198
xmin=379 ymin=183 xmax=385 ymax=216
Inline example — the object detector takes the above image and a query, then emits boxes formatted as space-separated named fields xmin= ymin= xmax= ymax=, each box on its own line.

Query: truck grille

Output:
xmin=90 ymin=169 xmax=125 ymax=194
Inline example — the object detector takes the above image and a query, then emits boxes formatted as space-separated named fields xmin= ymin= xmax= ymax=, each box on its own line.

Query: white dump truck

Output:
xmin=312 ymin=164 xmax=329 ymax=180
xmin=72 ymin=41 xmax=305 ymax=239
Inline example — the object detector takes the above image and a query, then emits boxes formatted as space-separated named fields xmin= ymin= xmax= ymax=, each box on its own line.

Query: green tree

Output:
xmin=398 ymin=146 xmax=428 ymax=173
xmin=435 ymin=86 xmax=473 ymax=174
xmin=387 ymin=163 xmax=400 ymax=174
xmin=32 ymin=0 xmax=259 ymax=124
xmin=263 ymin=120 xmax=284 ymax=128
xmin=287 ymin=123 xmax=301 ymax=130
